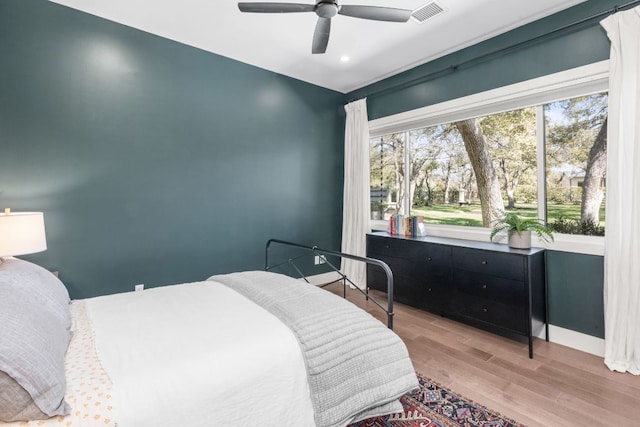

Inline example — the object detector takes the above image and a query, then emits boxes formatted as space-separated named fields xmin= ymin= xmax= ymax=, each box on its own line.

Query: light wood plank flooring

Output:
xmin=325 ymin=283 xmax=640 ymax=427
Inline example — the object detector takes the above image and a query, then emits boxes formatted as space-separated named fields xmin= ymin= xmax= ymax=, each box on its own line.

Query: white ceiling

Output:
xmin=49 ymin=0 xmax=586 ymax=93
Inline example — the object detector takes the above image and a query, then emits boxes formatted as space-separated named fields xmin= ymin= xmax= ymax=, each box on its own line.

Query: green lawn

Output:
xmin=410 ymin=203 xmax=605 ymax=228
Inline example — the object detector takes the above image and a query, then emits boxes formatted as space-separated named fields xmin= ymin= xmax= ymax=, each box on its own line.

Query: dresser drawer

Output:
xmin=367 ymin=267 xmax=424 ymax=304
xmin=367 ymin=265 xmax=451 ymax=312
xmin=451 ymin=247 xmax=524 ymax=281
xmin=420 ymin=280 xmax=451 ymax=313
xmin=369 ymin=237 xmax=450 ymax=279
xmin=368 ymin=254 xmax=415 ymax=279
xmin=414 ymin=244 xmax=451 ymax=278
xmin=451 ymin=294 xmax=527 ymax=334
xmin=394 ymin=277 xmax=429 ymax=306
xmin=452 ymin=269 xmax=525 ymax=306
xmin=415 ymin=243 xmax=451 ymax=265
xmin=368 ymin=236 xmax=424 ymax=258
xmin=422 ymin=264 xmax=451 ymax=284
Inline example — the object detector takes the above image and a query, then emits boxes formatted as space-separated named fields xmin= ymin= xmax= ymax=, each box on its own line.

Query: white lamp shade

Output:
xmin=0 ymin=212 xmax=47 ymax=257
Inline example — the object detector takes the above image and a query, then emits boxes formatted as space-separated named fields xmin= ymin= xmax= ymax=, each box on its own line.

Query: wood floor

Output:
xmin=325 ymin=283 xmax=640 ymax=427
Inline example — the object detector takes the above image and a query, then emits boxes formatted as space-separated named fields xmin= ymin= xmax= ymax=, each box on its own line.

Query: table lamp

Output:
xmin=0 ymin=208 xmax=47 ymax=263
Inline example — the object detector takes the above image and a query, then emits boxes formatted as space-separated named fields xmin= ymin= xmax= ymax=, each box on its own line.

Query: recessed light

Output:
xmin=340 ymin=55 xmax=350 ymax=63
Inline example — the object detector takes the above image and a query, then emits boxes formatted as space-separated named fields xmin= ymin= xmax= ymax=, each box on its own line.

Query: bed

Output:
xmin=0 ymin=241 xmax=418 ymax=427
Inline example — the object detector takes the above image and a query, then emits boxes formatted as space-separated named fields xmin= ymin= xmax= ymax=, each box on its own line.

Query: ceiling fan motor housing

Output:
xmin=316 ymin=2 xmax=339 ymax=18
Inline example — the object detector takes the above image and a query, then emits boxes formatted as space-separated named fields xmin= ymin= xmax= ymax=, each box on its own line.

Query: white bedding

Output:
xmin=2 ymin=272 xmax=415 ymax=427
xmin=86 ymin=280 xmax=316 ymax=427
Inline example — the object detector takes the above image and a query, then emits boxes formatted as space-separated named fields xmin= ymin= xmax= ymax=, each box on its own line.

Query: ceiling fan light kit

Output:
xmin=237 ymin=1 xmax=412 ymax=54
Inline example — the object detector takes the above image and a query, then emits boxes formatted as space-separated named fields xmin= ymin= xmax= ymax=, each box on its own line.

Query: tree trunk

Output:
xmin=456 ymin=119 xmax=505 ymax=226
xmin=506 ymin=188 xmax=516 ymax=209
xmin=408 ymin=157 xmax=429 ymax=209
xmin=423 ymin=171 xmax=433 ymax=206
xmin=409 ymin=180 xmax=417 ymax=212
xmin=465 ymin=170 xmax=475 ymax=200
xmin=499 ymin=159 xmax=525 ymax=209
xmin=391 ymin=140 xmax=405 ymax=215
xmin=499 ymin=159 xmax=516 ymax=209
xmin=443 ymin=162 xmax=452 ymax=204
xmin=581 ymin=118 xmax=607 ymax=225
xmin=509 ymin=174 xmax=520 ymax=208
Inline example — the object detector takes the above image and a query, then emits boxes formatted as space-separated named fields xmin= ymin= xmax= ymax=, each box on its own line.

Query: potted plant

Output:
xmin=490 ymin=212 xmax=554 ymax=249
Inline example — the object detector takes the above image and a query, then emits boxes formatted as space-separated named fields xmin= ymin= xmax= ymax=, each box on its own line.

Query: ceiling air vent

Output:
xmin=411 ymin=1 xmax=445 ymax=24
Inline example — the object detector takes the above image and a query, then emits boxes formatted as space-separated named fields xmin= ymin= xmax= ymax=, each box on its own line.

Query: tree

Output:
xmin=408 ymin=125 xmax=463 ymax=208
xmin=370 ymin=133 xmax=405 ymax=214
xmin=546 ymin=93 xmax=608 ymax=225
xmin=407 ymin=129 xmax=441 ymax=210
xmin=372 ymin=129 xmax=455 ymax=215
xmin=412 ymin=124 xmax=470 ymax=205
xmin=581 ymin=117 xmax=607 ymax=224
xmin=455 ymin=119 xmax=505 ymax=226
xmin=480 ymin=108 xmax=537 ymax=209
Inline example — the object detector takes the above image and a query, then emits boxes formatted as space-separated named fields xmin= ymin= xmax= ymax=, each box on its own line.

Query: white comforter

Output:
xmin=86 ymin=280 xmax=316 ymax=427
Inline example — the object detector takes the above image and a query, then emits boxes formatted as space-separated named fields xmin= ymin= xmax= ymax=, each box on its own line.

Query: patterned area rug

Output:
xmin=348 ymin=373 xmax=526 ymax=427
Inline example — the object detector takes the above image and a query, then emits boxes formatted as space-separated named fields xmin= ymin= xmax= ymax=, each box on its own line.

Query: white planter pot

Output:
xmin=508 ymin=230 xmax=532 ymax=249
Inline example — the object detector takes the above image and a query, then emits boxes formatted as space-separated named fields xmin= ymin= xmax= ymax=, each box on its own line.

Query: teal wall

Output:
xmin=347 ymin=0 xmax=616 ymax=338
xmin=547 ymin=251 xmax=604 ymax=338
xmin=349 ymin=0 xmax=617 ymax=119
xmin=0 ymin=0 xmax=612 ymax=337
xmin=0 ymin=0 xmax=345 ymax=298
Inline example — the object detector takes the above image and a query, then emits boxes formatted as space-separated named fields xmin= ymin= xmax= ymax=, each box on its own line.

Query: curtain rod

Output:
xmin=353 ymin=0 xmax=640 ymax=101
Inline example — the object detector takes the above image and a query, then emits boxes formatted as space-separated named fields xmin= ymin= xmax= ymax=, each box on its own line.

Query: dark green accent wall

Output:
xmin=1 ymin=0 xmax=612 ymax=339
xmin=349 ymin=0 xmax=618 ymax=120
xmin=0 ymin=0 xmax=345 ymax=298
xmin=546 ymin=251 xmax=604 ymax=338
xmin=347 ymin=0 xmax=615 ymax=338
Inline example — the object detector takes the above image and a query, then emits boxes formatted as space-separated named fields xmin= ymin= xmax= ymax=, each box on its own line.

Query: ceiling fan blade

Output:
xmin=338 ymin=5 xmax=412 ymax=22
xmin=312 ymin=17 xmax=331 ymax=54
xmin=238 ymin=2 xmax=315 ymax=13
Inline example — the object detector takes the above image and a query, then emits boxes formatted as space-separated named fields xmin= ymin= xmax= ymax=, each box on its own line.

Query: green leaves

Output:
xmin=490 ymin=212 xmax=554 ymax=243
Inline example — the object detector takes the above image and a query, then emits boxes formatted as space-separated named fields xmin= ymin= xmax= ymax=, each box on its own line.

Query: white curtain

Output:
xmin=341 ymin=98 xmax=371 ymax=289
xmin=600 ymin=6 xmax=640 ymax=375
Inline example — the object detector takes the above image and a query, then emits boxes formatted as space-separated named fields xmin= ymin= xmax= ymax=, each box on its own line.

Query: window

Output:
xmin=369 ymin=61 xmax=609 ymax=246
xmin=544 ymin=93 xmax=607 ymax=236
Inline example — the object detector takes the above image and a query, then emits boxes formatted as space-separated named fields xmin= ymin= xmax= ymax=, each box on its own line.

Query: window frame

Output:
xmin=369 ymin=60 xmax=609 ymax=256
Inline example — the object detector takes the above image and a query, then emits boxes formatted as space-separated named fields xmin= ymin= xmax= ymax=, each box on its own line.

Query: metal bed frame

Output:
xmin=264 ymin=238 xmax=395 ymax=329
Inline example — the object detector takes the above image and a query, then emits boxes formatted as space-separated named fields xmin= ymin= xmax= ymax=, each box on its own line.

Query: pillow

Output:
xmin=0 ymin=258 xmax=71 ymax=333
xmin=0 ymin=371 xmax=49 ymax=422
xmin=0 ymin=258 xmax=71 ymax=422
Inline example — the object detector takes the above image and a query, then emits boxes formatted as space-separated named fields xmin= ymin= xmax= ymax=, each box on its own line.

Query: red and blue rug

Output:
xmin=349 ymin=373 xmax=526 ymax=427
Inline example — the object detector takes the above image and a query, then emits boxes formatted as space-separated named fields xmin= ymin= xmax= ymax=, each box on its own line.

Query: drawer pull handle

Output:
xmin=482 ymin=307 xmax=488 ymax=313
xmin=482 ymin=284 xmax=488 ymax=289
xmin=427 ymin=288 xmax=432 ymax=292
xmin=481 ymin=260 xmax=488 ymax=265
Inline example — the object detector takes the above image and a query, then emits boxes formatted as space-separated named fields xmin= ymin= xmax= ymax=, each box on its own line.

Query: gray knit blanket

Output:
xmin=209 ymin=271 xmax=418 ymax=427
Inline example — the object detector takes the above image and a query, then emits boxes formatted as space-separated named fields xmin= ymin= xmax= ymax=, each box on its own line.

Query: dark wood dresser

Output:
xmin=366 ymin=232 xmax=547 ymax=358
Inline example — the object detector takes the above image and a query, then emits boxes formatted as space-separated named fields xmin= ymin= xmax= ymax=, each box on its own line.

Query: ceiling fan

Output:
xmin=237 ymin=1 xmax=413 ymax=54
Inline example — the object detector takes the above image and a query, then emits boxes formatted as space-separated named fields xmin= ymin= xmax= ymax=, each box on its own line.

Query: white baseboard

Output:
xmin=537 ymin=325 xmax=605 ymax=357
